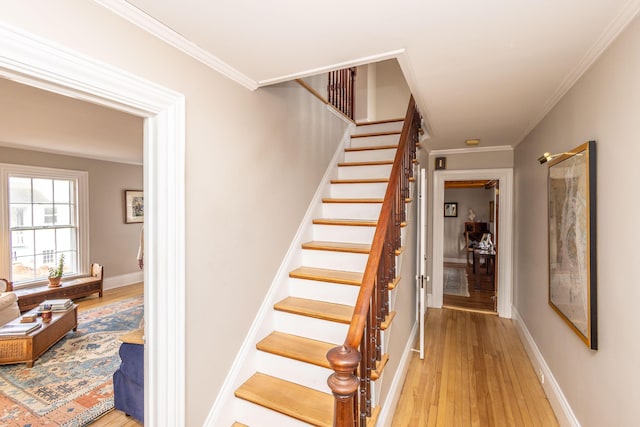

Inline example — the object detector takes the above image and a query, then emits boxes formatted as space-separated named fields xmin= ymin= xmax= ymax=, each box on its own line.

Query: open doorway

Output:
xmin=0 ymin=24 xmax=186 ymax=424
xmin=431 ymin=168 xmax=513 ymax=318
xmin=442 ymin=180 xmax=498 ymax=313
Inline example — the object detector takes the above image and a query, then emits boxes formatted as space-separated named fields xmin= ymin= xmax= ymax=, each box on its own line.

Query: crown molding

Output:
xmin=514 ymin=0 xmax=640 ymax=146
xmin=94 ymin=0 xmax=258 ymax=90
xmin=255 ymin=49 xmax=405 ymax=87
xmin=429 ymin=145 xmax=513 ymax=156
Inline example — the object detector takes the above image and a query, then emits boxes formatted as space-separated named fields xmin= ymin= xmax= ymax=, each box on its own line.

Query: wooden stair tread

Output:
xmin=302 ymin=241 xmax=371 ymax=254
xmin=322 ymin=197 xmax=383 ymax=204
xmin=290 ymin=266 xmax=362 ymax=286
xmin=351 ymin=130 xmax=401 ymax=138
xmin=345 ymin=144 xmax=398 ymax=152
xmin=331 ymin=178 xmax=389 ymax=184
xmin=381 ymin=311 xmax=396 ymax=330
xmin=231 ymin=423 xmax=249 ymax=427
xmin=257 ymin=331 xmax=335 ymax=369
xmin=274 ymin=297 xmax=353 ymax=324
xmin=235 ymin=373 xmax=334 ymax=427
xmin=313 ymin=218 xmax=377 ymax=227
xmin=338 ymin=160 xmax=393 ymax=167
xmin=371 ymin=353 xmax=389 ymax=381
xmin=388 ymin=275 xmax=401 ymax=290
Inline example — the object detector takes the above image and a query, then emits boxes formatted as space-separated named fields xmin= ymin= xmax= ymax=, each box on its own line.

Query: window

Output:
xmin=1 ymin=164 xmax=89 ymax=287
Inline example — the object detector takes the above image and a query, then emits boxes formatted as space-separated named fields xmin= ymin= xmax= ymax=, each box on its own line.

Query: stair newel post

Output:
xmin=327 ymin=345 xmax=362 ymax=427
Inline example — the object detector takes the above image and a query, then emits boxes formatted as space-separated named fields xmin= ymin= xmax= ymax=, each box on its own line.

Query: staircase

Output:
xmin=232 ymin=118 xmax=410 ymax=426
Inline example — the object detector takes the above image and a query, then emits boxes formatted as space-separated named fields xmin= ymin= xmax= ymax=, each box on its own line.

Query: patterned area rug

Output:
xmin=444 ymin=267 xmax=470 ymax=297
xmin=0 ymin=295 xmax=143 ymax=426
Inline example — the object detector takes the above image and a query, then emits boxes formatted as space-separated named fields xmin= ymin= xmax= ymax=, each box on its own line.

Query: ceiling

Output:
xmin=0 ymin=78 xmax=143 ymax=165
xmin=2 ymin=1 xmax=638 ymax=163
xmin=109 ymin=0 xmax=639 ymax=152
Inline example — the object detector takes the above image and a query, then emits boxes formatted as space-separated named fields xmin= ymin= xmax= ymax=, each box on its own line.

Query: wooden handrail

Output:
xmin=327 ymin=96 xmax=420 ymax=426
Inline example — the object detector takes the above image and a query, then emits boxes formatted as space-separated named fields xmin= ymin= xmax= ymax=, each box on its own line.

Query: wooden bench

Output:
xmin=14 ymin=263 xmax=103 ymax=312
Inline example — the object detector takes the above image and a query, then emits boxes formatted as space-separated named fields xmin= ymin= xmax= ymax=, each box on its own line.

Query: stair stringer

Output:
xmin=202 ymin=123 xmax=355 ymax=427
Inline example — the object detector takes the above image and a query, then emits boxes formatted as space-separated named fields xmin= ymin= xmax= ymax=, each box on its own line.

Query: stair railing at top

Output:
xmin=328 ymin=68 xmax=356 ymax=120
xmin=327 ymin=96 xmax=421 ymax=427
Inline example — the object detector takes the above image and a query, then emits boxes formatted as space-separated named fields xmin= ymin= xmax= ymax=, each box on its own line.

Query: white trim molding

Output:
xmin=0 ymin=21 xmax=186 ymax=426
xmin=429 ymin=145 xmax=514 ymax=156
xmin=512 ymin=307 xmax=581 ymax=427
xmin=432 ymin=168 xmax=514 ymax=318
xmin=94 ymin=0 xmax=258 ymax=91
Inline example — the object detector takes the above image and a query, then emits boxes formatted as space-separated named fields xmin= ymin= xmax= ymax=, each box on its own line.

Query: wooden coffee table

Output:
xmin=0 ymin=305 xmax=77 ymax=367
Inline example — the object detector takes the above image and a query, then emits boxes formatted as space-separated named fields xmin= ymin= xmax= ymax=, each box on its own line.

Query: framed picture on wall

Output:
xmin=547 ymin=141 xmax=597 ymax=350
xmin=124 ymin=190 xmax=144 ymax=224
xmin=444 ymin=202 xmax=457 ymax=217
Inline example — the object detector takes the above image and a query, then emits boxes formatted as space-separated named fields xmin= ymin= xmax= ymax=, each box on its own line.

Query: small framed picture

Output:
xmin=444 ymin=202 xmax=457 ymax=217
xmin=124 ymin=190 xmax=144 ymax=224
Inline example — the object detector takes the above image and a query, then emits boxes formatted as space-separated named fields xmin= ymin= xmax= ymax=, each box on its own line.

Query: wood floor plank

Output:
xmin=392 ymin=309 xmax=558 ymax=427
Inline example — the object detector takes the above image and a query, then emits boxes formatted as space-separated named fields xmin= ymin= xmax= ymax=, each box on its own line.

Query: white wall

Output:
xmin=0 ymin=3 xmax=349 ymax=425
xmin=375 ymin=59 xmax=411 ymax=120
xmin=514 ymin=13 xmax=640 ymax=427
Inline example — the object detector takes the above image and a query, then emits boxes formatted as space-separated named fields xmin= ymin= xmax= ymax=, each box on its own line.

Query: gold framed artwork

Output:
xmin=547 ymin=141 xmax=597 ymax=350
xmin=124 ymin=190 xmax=144 ymax=224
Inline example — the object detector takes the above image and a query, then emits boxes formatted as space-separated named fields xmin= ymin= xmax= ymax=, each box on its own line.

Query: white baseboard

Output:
xmin=511 ymin=306 xmax=580 ymax=427
xmin=378 ymin=321 xmax=418 ymax=427
xmin=103 ymin=271 xmax=144 ymax=290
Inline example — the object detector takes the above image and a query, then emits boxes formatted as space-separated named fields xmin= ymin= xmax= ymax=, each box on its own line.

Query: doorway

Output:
xmin=431 ymin=168 xmax=513 ymax=318
xmin=442 ymin=180 xmax=498 ymax=313
xmin=0 ymin=23 xmax=186 ymax=424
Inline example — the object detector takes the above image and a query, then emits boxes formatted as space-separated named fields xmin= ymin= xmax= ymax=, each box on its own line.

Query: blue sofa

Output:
xmin=113 ymin=333 xmax=144 ymax=423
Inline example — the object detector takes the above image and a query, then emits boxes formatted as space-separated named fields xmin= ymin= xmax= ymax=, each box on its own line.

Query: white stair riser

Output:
xmin=256 ymin=351 xmax=333 ymax=394
xmin=312 ymin=224 xmax=375 ymax=244
xmin=338 ymin=164 xmax=392 ymax=180
xmin=274 ymin=311 xmax=349 ymax=344
xmin=234 ymin=397 xmax=310 ymax=427
xmin=289 ymin=278 xmax=360 ymax=306
xmin=301 ymin=249 xmax=367 ymax=272
xmin=323 ymin=202 xmax=381 ymax=220
xmin=344 ymin=148 xmax=397 ymax=163
xmin=350 ymin=134 xmax=400 ymax=148
xmin=330 ymin=182 xmax=387 ymax=198
xmin=353 ymin=121 xmax=403 ymax=135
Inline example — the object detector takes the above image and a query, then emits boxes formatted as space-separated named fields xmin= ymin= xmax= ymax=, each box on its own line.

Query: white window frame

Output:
xmin=0 ymin=163 xmax=89 ymax=286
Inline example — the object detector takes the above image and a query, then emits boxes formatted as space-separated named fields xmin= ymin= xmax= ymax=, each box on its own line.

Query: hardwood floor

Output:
xmin=75 ymin=282 xmax=144 ymax=427
xmin=392 ymin=308 xmax=558 ymax=427
xmin=443 ymin=262 xmax=495 ymax=313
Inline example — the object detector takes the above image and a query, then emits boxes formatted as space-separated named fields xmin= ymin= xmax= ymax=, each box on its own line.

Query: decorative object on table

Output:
xmin=38 ymin=299 xmax=73 ymax=312
xmin=0 ymin=322 xmax=41 ymax=335
xmin=444 ymin=202 xmax=458 ymax=217
xmin=0 ymin=295 xmax=143 ymax=425
xmin=435 ymin=156 xmax=447 ymax=170
xmin=20 ymin=313 xmax=37 ymax=323
xmin=40 ymin=304 xmax=52 ymax=323
xmin=47 ymin=254 xmax=65 ymax=288
xmin=547 ymin=140 xmax=597 ymax=350
xmin=467 ymin=208 xmax=476 ymax=221
xmin=124 ymin=189 xmax=144 ymax=223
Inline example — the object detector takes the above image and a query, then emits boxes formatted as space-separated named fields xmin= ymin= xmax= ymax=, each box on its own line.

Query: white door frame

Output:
xmin=431 ymin=168 xmax=513 ymax=318
xmin=0 ymin=22 xmax=186 ymax=426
